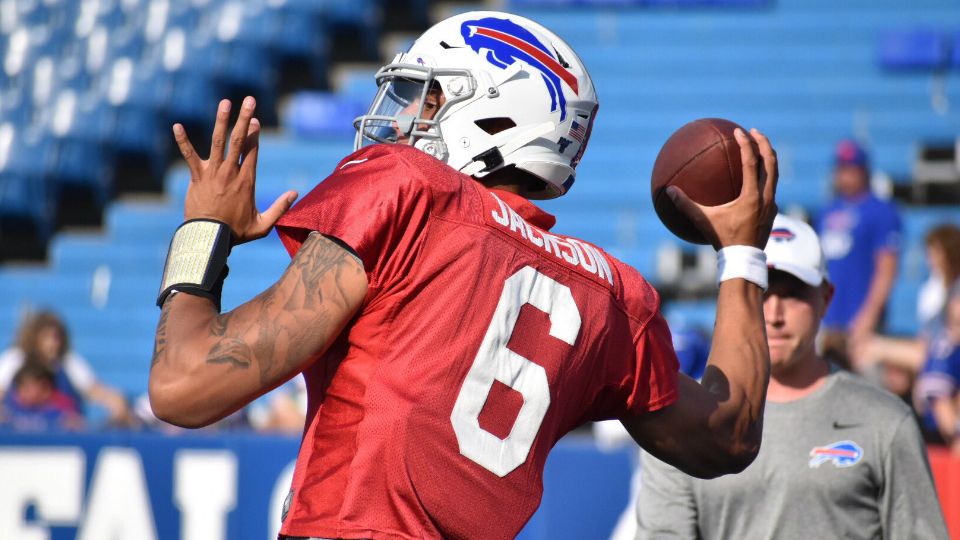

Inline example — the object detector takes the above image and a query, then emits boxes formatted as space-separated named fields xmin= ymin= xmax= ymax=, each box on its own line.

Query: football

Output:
xmin=650 ymin=118 xmax=748 ymax=245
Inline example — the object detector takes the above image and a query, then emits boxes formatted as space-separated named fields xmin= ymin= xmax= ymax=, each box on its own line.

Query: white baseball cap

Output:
xmin=764 ymin=214 xmax=829 ymax=287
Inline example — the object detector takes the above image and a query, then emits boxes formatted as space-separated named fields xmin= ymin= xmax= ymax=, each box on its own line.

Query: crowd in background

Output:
xmin=0 ymin=309 xmax=307 ymax=434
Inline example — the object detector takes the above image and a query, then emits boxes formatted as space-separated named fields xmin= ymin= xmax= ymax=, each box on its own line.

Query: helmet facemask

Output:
xmin=354 ymin=62 xmax=477 ymax=162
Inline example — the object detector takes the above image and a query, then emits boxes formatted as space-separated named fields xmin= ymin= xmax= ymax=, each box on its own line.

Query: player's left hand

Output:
xmin=173 ymin=97 xmax=298 ymax=245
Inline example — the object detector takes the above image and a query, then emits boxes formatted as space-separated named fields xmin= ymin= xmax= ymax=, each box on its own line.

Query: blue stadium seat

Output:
xmin=336 ymin=67 xmax=379 ymax=107
xmin=0 ymin=125 xmax=57 ymax=240
xmin=664 ymin=299 xmax=718 ymax=331
xmin=233 ymin=1 xmax=330 ymax=72
xmin=282 ymin=92 xmax=366 ymax=138
xmin=953 ymin=31 xmax=960 ymax=68
xmin=643 ymin=0 xmax=770 ymax=6
xmin=878 ymin=29 xmax=949 ymax=70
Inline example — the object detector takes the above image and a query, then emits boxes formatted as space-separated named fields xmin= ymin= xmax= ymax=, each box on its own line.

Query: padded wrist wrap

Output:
xmin=156 ymin=219 xmax=232 ymax=310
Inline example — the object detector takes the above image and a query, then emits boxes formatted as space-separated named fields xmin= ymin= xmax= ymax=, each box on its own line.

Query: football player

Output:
xmin=149 ymin=11 xmax=778 ymax=539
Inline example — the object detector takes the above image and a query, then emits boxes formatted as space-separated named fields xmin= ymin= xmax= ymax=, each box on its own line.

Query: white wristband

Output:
xmin=717 ymin=245 xmax=768 ymax=291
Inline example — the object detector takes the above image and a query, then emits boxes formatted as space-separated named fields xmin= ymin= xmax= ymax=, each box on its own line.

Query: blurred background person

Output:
xmin=248 ymin=378 xmax=308 ymax=434
xmin=0 ymin=310 xmax=132 ymax=427
xmin=132 ymin=376 xmax=307 ymax=435
xmin=914 ymin=294 xmax=960 ymax=449
xmin=818 ymin=139 xmax=902 ymax=369
xmin=851 ymin=223 xmax=960 ymax=399
xmin=916 ymin=224 xmax=960 ymax=332
xmin=132 ymin=390 xmax=252 ymax=434
xmin=0 ymin=361 xmax=83 ymax=432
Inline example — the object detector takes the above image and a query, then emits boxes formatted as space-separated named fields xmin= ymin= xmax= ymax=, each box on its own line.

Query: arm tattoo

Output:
xmin=202 ymin=233 xmax=361 ymax=384
xmin=206 ymin=339 xmax=253 ymax=369
xmin=151 ymin=299 xmax=172 ymax=368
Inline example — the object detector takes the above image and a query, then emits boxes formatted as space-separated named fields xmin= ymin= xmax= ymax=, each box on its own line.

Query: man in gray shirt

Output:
xmin=638 ymin=214 xmax=947 ymax=540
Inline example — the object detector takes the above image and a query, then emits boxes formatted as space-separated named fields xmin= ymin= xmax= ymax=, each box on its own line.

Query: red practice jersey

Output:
xmin=275 ymin=144 xmax=679 ymax=540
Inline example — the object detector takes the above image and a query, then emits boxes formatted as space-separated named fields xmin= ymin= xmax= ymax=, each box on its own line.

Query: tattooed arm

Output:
xmin=148 ymin=232 xmax=368 ymax=428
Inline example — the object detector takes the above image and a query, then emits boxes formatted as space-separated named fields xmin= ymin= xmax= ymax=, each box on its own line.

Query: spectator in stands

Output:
xmin=637 ymin=214 xmax=946 ymax=540
xmin=0 ymin=361 xmax=83 ymax=431
xmin=818 ymin=139 xmax=902 ymax=369
xmin=917 ymin=224 xmax=960 ymax=331
xmin=132 ymin=392 xmax=251 ymax=434
xmin=851 ymin=223 xmax=960 ymax=381
xmin=0 ymin=310 xmax=133 ymax=426
xmin=915 ymin=294 xmax=960 ymax=451
xmin=248 ymin=378 xmax=307 ymax=434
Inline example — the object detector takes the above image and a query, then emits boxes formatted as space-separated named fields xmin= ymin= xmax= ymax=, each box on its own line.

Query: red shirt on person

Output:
xmin=275 ymin=144 xmax=678 ymax=539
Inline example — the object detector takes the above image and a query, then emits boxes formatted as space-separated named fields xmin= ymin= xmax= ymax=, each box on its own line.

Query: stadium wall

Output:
xmin=0 ymin=433 xmax=634 ymax=540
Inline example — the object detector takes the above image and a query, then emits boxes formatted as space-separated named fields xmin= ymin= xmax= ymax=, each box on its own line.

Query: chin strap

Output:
xmin=459 ymin=121 xmax=557 ymax=177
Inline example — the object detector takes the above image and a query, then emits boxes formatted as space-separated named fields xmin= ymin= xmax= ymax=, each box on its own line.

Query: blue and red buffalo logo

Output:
xmin=809 ymin=440 xmax=863 ymax=468
xmin=770 ymin=228 xmax=796 ymax=243
xmin=461 ymin=17 xmax=579 ymax=120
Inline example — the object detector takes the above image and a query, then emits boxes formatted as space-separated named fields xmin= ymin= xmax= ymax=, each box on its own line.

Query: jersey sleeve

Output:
xmin=275 ymin=146 xmax=433 ymax=291
xmin=879 ymin=414 xmax=949 ymax=539
xmin=621 ymin=311 xmax=680 ymax=416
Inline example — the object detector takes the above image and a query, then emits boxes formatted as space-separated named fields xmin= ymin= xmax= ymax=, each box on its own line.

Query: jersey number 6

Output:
xmin=450 ymin=266 xmax=582 ymax=477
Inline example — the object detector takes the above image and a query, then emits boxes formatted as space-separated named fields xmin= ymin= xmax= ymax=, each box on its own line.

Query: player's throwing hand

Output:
xmin=172 ymin=96 xmax=298 ymax=244
xmin=668 ymin=128 xmax=778 ymax=250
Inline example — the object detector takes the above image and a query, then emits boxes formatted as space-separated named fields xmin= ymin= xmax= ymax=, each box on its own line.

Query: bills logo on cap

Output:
xmin=809 ymin=440 xmax=863 ymax=468
xmin=770 ymin=228 xmax=796 ymax=243
xmin=461 ymin=17 xmax=579 ymax=120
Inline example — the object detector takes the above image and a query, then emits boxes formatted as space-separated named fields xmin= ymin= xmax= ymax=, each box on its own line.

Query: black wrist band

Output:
xmin=156 ymin=219 xmax=233 ymax=311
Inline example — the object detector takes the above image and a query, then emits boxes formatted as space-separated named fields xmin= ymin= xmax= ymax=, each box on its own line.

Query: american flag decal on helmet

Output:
xmin=461 ymin=17 xmax=578 ymax=120
xmin=568 ymin=121 xmax=586 ymax=143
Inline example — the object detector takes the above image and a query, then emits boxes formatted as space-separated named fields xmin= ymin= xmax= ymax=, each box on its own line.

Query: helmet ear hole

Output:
xmin=474 ymin=117 xmax=516 ymax=135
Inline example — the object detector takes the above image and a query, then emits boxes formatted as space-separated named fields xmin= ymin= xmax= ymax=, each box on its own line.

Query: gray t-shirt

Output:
xmin=638 ymin=369 xmax=948 ymax=540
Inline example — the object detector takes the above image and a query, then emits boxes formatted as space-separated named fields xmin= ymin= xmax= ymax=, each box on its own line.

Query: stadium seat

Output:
xmin=282 ymin=91 xmax=367 ymax=138
xmin=878 ymin=29 xmax=949 ymax=70
xmin=643 ymin=0 xmax=770 ymax=6
xmin=953 ymin=31 xmax=960 ymax=68
xmin=0 ymin=123 xmax=56 ymax=258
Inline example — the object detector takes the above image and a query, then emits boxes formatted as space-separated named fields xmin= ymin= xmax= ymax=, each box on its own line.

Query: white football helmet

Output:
xmin=354 ymin=11 xmax=599 ymax=199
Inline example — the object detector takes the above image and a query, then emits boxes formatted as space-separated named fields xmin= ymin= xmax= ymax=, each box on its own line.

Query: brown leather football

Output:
xmin=651 ymin=118 xmax=747 ymax=245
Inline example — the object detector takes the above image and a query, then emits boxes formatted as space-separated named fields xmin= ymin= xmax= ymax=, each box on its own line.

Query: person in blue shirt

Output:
xmin=915 ymin=294 xmax=960 ymax=451
xmin=0 ymin=362 xmax=83 ymax=432
xmin=818 ymin=139 xmax=901 ymax=368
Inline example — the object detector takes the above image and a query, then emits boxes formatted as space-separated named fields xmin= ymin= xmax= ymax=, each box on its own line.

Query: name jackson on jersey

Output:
xmin=488 ymin=192 xmax=614 ymax=286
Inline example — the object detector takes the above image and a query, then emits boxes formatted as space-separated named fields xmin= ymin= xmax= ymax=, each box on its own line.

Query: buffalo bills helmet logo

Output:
xmin=461 ymin=17 xmax=579 ymax=121
xmin=770 ymin=228 xmax=796 ymax=243
xmin=809 ymin=440 xmax=863 ymax=468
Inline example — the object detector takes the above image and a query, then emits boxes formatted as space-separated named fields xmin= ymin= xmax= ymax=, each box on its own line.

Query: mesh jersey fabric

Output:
xmin=274 ymin=144 xmax=679 ymax=539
